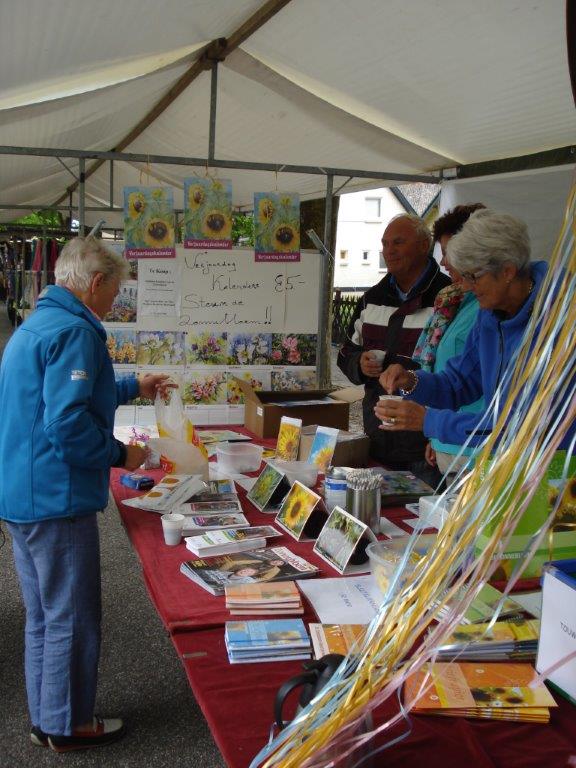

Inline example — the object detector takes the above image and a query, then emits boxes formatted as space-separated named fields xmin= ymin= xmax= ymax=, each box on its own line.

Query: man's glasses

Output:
xmin=459 ymin=268 xmax=491 ymax=284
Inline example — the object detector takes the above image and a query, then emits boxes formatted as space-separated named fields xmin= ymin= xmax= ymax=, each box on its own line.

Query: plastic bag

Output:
xmin=150 ymin=391 xmax=209 ymax=479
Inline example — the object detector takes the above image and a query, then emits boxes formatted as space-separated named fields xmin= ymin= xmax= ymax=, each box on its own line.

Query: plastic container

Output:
xmin=367 ymin=535 xmax=437 ymax=595
xmin=268 ymin=459 xmax=318 ymax=488
xmin=216 ymin=442 xmax=263 ymax=474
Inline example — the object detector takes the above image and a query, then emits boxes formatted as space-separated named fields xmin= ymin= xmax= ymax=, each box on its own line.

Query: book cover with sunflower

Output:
xmin=275 ymin=416 xmax=302 ymax=461
xmin=124 ymin=186 xmax=176 ymax=258
xmin=275 ymin=480 xmax=323 ymax=541
xmin=307 ymin=426 xmax=339 ymax=472
xmin=254 ymin=192 xmax=300 ymax=262
xmin=184 ymin=178 xmax=233 ymax=249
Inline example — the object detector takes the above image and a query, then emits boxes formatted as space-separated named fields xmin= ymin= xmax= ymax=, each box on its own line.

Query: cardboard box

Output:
xmin=297 ymin=425 xmax=370 ymax=468
xmin=234 ymin=378 xmax=353 ymax=439
xmin=474 ymin=452 xmax=576 ymax=580
xmin=536 ymin=559 xmax=576 ymax=704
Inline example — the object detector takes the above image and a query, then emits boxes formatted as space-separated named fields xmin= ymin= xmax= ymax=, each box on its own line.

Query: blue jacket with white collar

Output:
xmin=408 ymin=261 xmax=575 ymax=451
xmin=0 ymin=284 xmax=138 ymax=522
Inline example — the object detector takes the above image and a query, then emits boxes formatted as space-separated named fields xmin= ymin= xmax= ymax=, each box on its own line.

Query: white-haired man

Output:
xmin=0 ymin=237 xmax=171 ymax=751
xmin=338 ymin=214 xmax=450 ymax=485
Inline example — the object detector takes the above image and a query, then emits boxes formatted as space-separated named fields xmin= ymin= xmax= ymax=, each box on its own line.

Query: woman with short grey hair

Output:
xmin=373 ymin=210 xmax=574 ymax=460
xmin=447 ymin=209 xmax=531 ymax=277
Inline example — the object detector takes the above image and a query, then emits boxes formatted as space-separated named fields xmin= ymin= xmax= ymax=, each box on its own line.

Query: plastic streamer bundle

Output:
xmin=250 ymin=183 xmax=576 ymax=768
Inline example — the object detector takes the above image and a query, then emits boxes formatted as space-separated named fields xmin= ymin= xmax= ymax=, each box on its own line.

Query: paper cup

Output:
xmin=370 ymin=349 xmax=386 ymax=365
xmin=378 ymin=394 xmax=403 ymax=401
xmin=161 ymin=513 xmax=185 ymax=545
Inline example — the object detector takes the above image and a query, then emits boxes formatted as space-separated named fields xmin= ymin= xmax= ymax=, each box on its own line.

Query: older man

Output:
xmin=337 ymin=214 xmax=450 ymax=484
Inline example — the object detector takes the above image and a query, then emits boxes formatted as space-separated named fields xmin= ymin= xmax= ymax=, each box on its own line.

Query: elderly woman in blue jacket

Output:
xmin=374 ymin=209 xmax=570 ymax=452
xmin=0 ymin=237 xmax=171 ymax=751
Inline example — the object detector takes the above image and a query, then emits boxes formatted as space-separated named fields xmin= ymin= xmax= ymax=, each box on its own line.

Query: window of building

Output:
xmin=362 ymin=250 xmax=370 ymax=262
xmin=339 ymin=249 xmax=348 ymax=260
xmin=379 ymin=250 xmax=386 ymax=270
xmin=365 ymin=197 xmax=381 ymax=220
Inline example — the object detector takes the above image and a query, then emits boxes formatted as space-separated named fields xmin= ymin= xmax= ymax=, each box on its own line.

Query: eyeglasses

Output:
xmin=459 ymin=268 xmax=491 ymax=284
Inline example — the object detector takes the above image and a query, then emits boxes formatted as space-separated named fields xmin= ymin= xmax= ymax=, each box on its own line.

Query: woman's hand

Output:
xmin=359 ymin=351 xmax=383 ymax=378
xmin=374 ymin=398 xmax=426 ymax=431
xmin=138 ymin=374 xmax=177 ymax=400
xmin=378 ymin=364 xmax=413 ymax=394
xmin=123 ymin=443 xmax=148 ymax=470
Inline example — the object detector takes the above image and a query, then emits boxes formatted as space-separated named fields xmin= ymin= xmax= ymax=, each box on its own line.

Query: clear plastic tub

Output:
xmin=215 ymin=443 xmax=263 ymax=473
xmin=367 ymin=535 xmax=437 ymax=595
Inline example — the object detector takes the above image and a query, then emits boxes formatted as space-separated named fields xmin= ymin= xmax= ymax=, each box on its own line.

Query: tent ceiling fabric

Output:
xmin=0 ymin=0 xmax=573 ymax=224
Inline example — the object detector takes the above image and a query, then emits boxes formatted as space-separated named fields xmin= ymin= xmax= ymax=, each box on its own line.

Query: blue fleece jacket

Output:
xmin=0 ymin=285 xmax=139 ymax=522
xmin=408 ymin=261 xmax=574 ymax=450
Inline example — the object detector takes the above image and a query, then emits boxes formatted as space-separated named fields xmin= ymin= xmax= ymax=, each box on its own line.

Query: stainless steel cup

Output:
xmin=346 ymin=486 xmax=381 ymax=534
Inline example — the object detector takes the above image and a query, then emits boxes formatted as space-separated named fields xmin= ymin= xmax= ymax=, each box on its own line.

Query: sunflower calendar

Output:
xmin=110 ymin=186 xmax=322 ymax=427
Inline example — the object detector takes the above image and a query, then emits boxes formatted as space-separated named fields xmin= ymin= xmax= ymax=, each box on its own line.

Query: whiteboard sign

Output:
xmin=178 ymin=247 xmax=320 ymax=333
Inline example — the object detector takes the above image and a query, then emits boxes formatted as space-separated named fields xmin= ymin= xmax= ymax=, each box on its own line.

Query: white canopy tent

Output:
xmin=0 ymin=0 xmax=574 ymax=228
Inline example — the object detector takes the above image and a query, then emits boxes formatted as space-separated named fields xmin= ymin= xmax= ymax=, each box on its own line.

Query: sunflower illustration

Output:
xmin=280 ymin=484 xmax=315 ymax=532
xmin=144 ymin=218 xmax=174 ymax=248
xmin=128 ymin=192 xmax=147 ymax=219
xmin=312 ymin=445 xmax=335 ymax=472
xmin=188 ymin=184 xmax=206 ymax=210
xmin=552 ymin=477 xmax=576 ymax=525
xmin=273 ymin=223 xmax=299 ymax=252
xmin=258 ymin=197 xmax=276 ymax=225
xmin=201 ymin=210 xmax=232 ymax=239
xmin=276 ymin=423 xmax=300 ymax=460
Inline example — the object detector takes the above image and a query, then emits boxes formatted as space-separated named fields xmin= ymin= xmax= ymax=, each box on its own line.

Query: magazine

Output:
xmin=404 ymin=662 xmax=557 ymax=722
xmin=180 ymin=546 xmax=319 ymax=595
xmin=309 ymin=623 xmax=366 ymax=659
xmin=225 ymin=618 xmax=311 ymax=663
xmin=185 ymin=525 xmax=281 ymax=557
xmin=180 ymin=512 xmax=250 ymax=534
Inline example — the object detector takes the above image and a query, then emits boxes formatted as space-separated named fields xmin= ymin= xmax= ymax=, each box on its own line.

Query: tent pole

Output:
xmin=315 ymin=173 xmax=334 ymax=389
xmin=109 ymin=160 xmax=114 ymax=209
xmin=78 ymin=158 xmax=85 ymax=234
xmin=208 ymin=62 xmax=218 ymax=162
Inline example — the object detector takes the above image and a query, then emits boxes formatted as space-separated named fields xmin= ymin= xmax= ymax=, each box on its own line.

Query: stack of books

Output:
xmin=434 ymin=583 xmax=527 ymax=624
xmin=180 ymin=546 xmax=319 ymax=595
xmin=224 ymin=619 xmax=312 ymax=664
xmin=309 ymin=623 xmax=366 ymax=659
xmin=372 ymin=470 xmax=434 ymax=506
xmin=185 ymin=525 xmax=281 ymax=558
xmin=404 ymin=661 xmax=556 ymax=723
xmin=225 ymin=581 xmax=304 ymax=616
xmin=434 ymin=617 xmax=540 ymax=661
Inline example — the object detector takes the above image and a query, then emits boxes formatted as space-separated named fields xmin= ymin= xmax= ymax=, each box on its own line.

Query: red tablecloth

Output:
xmin=171 ymin=627 xmax=576 ymax=768
xmin=110 ymin=430 xmax=576 ymax=768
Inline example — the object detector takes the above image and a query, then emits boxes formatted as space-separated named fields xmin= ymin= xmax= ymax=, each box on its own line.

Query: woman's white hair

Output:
xmin=388 ymin=213 xmax=432 ymax=250
xmin=446 ymin=209 xmax=531 ymax=275
xmin=55 ymin=237 xmax=129 ymax=291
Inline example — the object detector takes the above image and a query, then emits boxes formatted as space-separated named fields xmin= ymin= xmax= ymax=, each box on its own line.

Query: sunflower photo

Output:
xmin=184 ymin=178 xmax=233 ymax=249
xmin=307 ymin=426 xmax=339 ymax=472
xmin=275 ymin=416 xmax=302 ymax=461
xmin=276 ymin=481 xmax=322 ymax=540
xmin=313 ymin=507 xmax=368 ymax=574
xmin=123 ymin=186 xmax=176 ymax=258
xmin=247 ymin=463 xmax=289 ymax=512
xmin=254 ymin=192 xmax=300 ymax=262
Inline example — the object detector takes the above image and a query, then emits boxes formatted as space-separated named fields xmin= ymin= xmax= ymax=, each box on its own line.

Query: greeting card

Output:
xmin=313 ymin=506 xmax=376 ymax=575
xmin=307 ymin=426 xmax=339 ymax=472
xmin=275 ymin=416 xmax=302 ymax=461
xmin=275 ymin=481 xmax=327 ymax=541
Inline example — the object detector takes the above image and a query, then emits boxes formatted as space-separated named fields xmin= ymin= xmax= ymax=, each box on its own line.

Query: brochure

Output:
xmin=247 ymin=462 xmax=290 ymax=513
xmin=121 ymin=474 xmax=206 ymax=513
xmin=313 ymin=506 xmax=376 ymax=575
xmin=309 ymin=623 xmax=366 ymax=659
xmin=180 ymin=546 xmax=319 ymax=595
xmin=306 ymin=426 xmax=339 ymax=472
xmin=275 ymin=416 xmax=302 ymax=461
xmin=297 ymin=575 xmax=383 ymax=624
xmin=275 ymin=481 xmax=326 ymax=541
xmin=180 ymin=512 xmax=250 ymax=534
